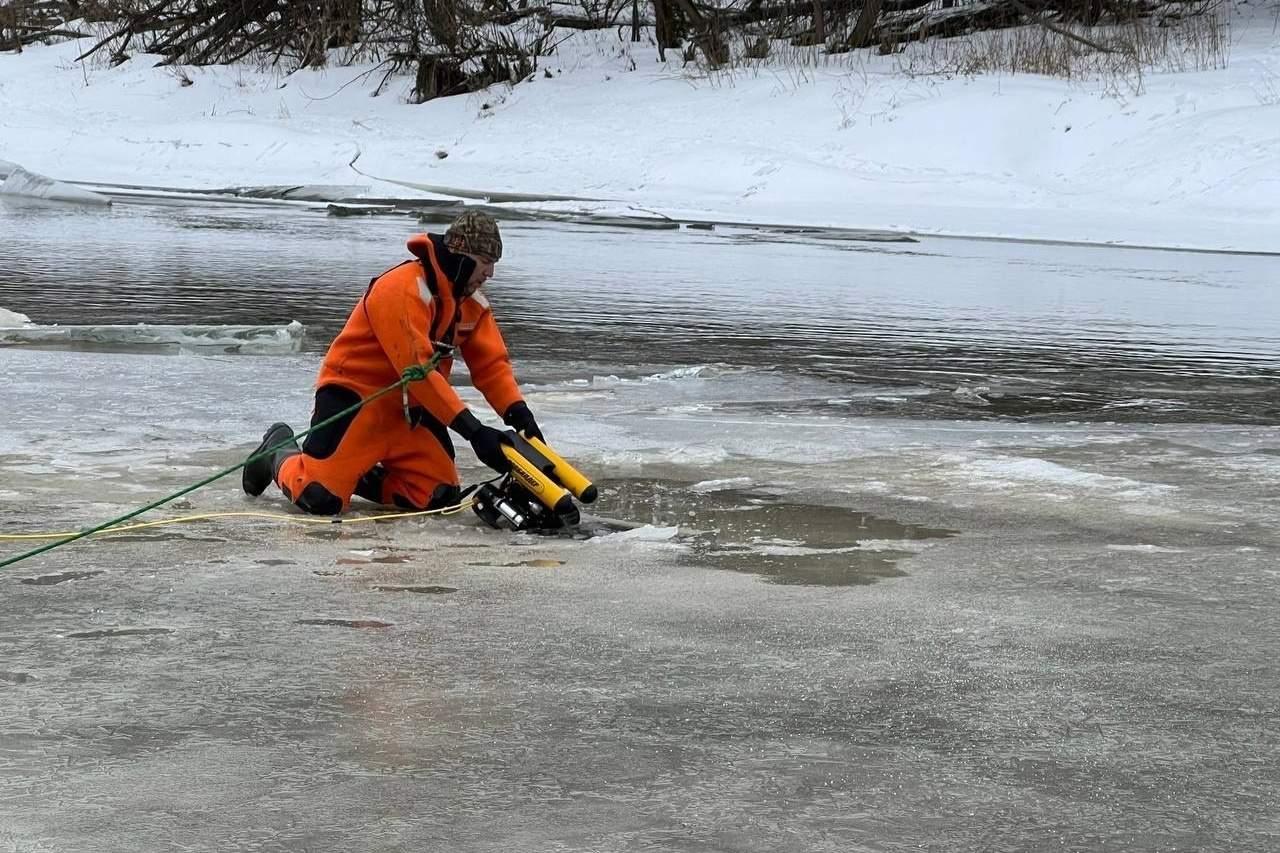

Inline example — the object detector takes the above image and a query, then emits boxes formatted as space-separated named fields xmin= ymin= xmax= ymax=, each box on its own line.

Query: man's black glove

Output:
xmin=450 ymin=410 xmax=512 ymax=474
xmin=502 ymin=400 xmax=543 ymax=442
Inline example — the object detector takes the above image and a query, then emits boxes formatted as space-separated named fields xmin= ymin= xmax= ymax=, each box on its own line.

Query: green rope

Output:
xmin=0 ymin=361 xmax=440 ymax=571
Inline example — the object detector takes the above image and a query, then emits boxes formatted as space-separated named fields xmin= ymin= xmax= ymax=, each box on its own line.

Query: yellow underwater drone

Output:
xmin=472 ymin=431 xmax=598 ymax=531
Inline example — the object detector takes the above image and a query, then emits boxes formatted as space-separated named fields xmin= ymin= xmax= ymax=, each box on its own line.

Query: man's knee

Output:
xmin=390 ymin=483 xmax=461 ymax=511
xmin=426 ymin=483 xmax=463 ymax=510
xmin=284 ymin=481 xmax=345 ymax=516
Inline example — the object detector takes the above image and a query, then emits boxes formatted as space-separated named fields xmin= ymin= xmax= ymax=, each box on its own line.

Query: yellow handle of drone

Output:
xmin=524 ymin=435 xmax=597 ymax=504
xmin=501 ymin=444 xmax=575 ymax=516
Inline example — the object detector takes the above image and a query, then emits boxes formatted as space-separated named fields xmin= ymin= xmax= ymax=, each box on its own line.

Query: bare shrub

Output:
xmin=890 ymin=0 xmax=1229 ymax=93
xmin=1 ymin=0 xmax=94 ymax=51
xmin=0 ymin=0 xmax=1243 ymax=100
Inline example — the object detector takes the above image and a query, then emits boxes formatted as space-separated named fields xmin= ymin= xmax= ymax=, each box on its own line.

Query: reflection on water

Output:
xmin=1 ymin=197 xmax=1278 ymax=423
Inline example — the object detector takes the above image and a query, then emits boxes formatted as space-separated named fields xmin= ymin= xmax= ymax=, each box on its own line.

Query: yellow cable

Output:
xmin=0 ymin=499 xmax=479 ymax=541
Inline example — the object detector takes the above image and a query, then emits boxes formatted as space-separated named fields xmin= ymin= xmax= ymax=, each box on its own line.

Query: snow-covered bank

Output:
xmin=2 ymin=8 xmax=1279 ymax=252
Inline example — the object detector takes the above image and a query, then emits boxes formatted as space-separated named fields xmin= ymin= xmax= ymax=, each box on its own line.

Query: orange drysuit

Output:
xmin=275 ymin=233 xmax=524 ymax=514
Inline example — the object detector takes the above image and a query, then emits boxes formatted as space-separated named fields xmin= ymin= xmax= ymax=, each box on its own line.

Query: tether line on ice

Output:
xmin=0 ymin=360 xmax=448 ymax=570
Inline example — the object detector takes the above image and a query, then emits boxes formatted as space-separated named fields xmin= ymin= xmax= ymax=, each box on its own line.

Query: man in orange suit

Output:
xmin=241 ymin=210 xmax=542 ymax=515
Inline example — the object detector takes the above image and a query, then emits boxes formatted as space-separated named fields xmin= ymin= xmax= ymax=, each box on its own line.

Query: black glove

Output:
xmin=502 ymin=400 xmax=543 ymax=442
xmin=450 ymin=410 xmax=512 ymax=474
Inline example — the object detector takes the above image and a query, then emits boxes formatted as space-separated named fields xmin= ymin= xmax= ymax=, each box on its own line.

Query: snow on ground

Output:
xmin=2 ymin=5 xmax=1279 ymax=251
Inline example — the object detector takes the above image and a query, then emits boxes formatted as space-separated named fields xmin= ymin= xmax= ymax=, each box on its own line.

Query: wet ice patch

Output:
xmin=583 ymin=524 xmax=683 ymax=548
xmin=1105 ymin=544 xmax=1188 ymax=554
xmin=691 ymin=477 xmax=754 ymax=493
xmin=19 ymin=571 xmax=104 ymax=586
xmin=593 ymin=480 xmax=956 ymax=586
xmin=951 ymin=455 xmax=1176 ymax=497
xmin=631 ymin=365 xmax=714 ymax=383
xmin=1213 ymin=454 xmax=1280 ymax=477
xmin=66 ymin=627 xmax=174 ymax=639
xmin=593 ymin=524 xmax=681 ymax=541
xmin=524 ymin=365 xmax=718 ymax=394
xmin=745 ymin=541 xmax=886 ymax=556
xmin=296 ymin=618 xmax=391 ymax=629
xmin=1101 ymin=398 xmax=1190 ymax=412
xmin=583 ymin=365 xmax=715 ymax=388
xmin=666 ymin=443 xmax=733 ymax=466
xmin=0 ymin=319 xmax=305 ymax=354
xmin=373 ymin=585 xmax=457 ymax=594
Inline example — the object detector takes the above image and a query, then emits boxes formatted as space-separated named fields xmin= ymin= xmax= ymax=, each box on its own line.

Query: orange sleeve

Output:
xmin=460 ymin=299 xmax=523 ymax=418
xmin=364 ymin=270 xmax=469 ymax=426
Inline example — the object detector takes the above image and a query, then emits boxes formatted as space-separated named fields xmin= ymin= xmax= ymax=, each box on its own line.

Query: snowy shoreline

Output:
xmin=3 ymin=8 xmax=1280 ymax=253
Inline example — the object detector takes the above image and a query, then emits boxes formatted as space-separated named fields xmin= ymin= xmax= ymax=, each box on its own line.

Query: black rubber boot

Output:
xmin=241 ymin=422 xmax=299 ymax=497
xmin=353 ymin=465 xmax=388 ymax=504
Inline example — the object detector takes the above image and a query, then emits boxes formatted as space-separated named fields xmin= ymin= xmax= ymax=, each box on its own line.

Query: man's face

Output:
xmin=461 ymin=252 xmax=496 ymax=295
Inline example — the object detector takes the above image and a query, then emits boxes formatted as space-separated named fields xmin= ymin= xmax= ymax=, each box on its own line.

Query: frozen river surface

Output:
xmin=1 ymin=196 xmax=1279 ymax=852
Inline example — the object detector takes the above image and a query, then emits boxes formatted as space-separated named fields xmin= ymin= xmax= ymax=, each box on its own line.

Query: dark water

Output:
xmin=2 ymin=196 xmax=1278 ymax=423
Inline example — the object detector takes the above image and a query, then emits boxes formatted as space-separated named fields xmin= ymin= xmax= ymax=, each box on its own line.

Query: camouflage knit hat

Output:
xmin=445 ymin=210 xmax=503 ymax=262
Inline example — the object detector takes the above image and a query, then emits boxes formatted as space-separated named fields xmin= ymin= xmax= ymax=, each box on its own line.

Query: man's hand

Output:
xmin=503 ymin=400 xmax=544 ymax=442
xmin=468 ymin=425 xmax=513 ymax=473
xmin=451 ymin=410 xmax=513 ymax=474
